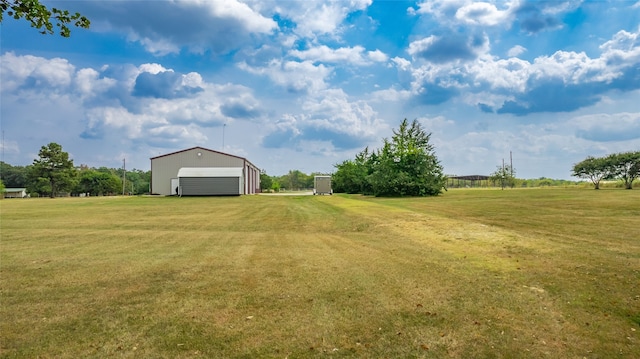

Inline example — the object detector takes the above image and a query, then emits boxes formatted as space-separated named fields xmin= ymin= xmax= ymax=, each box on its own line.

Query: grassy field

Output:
xmin=1 ymin=189 xmax=639 ymax=358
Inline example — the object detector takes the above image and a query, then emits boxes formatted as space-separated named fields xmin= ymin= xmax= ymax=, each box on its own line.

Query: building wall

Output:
xmin=151 ymin=147 xmax=259 ymax=195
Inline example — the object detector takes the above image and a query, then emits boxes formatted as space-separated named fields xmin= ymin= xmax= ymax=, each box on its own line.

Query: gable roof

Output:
xmin=150 ymin=146 xmax=259 ymax=170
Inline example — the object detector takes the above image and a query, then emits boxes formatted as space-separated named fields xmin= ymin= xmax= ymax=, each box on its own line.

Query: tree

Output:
xmin=367 ymin=119 xmax=446 ymax=197
xmin=0 ymin=179 xmax=5 ymax=197
xmin=333 ymin=147 xmax=375 ymax=194
xmin=279 ymin=170 xmax=310 ymax=191
xmin=30 ymin=142 xmax=76 ymax=198
xmin=0 ymin=161 xmax=28 ymax=187
xmin=607 ymin=151 xmax=640 ymax=190
xmin=1 ymin=0 xmax=90 ymax=37
xmin=490 ymin=163 xmax=516 ymax=190
xmin=77 ymin=169 xmax=121 ymax=196
xmin=571 ymin=156 xmax=611 ymax=190
xmin=260 ymin=172 xmax=273 ymax=192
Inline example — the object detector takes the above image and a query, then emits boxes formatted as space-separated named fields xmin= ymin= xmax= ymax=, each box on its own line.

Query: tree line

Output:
xmin=259 ymin=170 xmax=328 ymax=192
xmin=1 ymin=143 xmax=150 ymax=198
xmin=572 ymin=151 xmax=640 ymax=189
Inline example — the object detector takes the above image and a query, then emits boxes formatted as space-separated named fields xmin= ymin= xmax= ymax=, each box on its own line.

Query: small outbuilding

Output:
xmin=151 ymin=147 xmax=260 ymax=196
xmin=3 ymin=188 xmax=27 ymax=198
xmin=313 ymin=176 xmax=332 ymax=195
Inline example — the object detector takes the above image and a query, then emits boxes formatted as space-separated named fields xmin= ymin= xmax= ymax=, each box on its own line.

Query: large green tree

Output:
xmin=572 ymin=156 xmax=612 ymax=190
xmin=337 ymin=119 xmax=446 ymax=197
xmin=607 ymin=151 xmax=640 ymax=190
xmin=1 ymin=0 xmax=90 ymax=37
xmin=30 ymin=142 xmax=76 ymax=198
xmin=370 ymin=119 xmax=446 ymax=196
xmin=332 ymin=147 xmax=375 ymax=194
xmin=77 ymin=169 xmax=121 ymax=196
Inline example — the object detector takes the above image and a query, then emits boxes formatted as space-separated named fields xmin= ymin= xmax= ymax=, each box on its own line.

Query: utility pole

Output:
xmin=122 ymin=158 xmax=126 ymax=195
xmin=222 ymin=123 xmax=226 ymax=152
xmin=510 ymin=151 xmax=513 ymax=177
xmin=501 ymin=158 xmax=505 ymax=190
xmin=510 ymin=151 xmax=514 ymax=188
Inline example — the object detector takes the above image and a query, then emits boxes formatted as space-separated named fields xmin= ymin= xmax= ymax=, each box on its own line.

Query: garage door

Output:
xmin=180 ymin=177 xmax=240 ymax=196
xmin=177 ymin=167 xmax=243 ymax=196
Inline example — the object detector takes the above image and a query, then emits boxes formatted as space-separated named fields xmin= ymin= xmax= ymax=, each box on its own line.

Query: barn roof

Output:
xmin=150 ymin=146 xmax=259 ymax=170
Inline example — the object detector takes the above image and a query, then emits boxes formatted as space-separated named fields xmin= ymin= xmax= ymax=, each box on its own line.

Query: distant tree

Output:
xmin=607 ymin=151 xmax=640 ymax=190
xmin=30 ymin=142 xmax=76 ymax=198
xmin=77 ymin=169 xmax=121 ymax=196
xmin=271 ymin=179 xmax=281 ymax=192
xmin=280 ymin=170 xmax=309 ymax=191
xmin=0 ymin=162 xmax=28 ymax=187
xmin=490 ymin=164 xmax=516 ymax=190
xmin=571 ymin=156 xmax=611 ymax=190
xmin=260 ymin=172 xmax=273 ymax=192
xmin=0 ymin=178 xmax=5 ymax=197
xmin=0 ymin=0 xmax=90 ymax=37
xmin=333 ymin=147 xmax=376 ymax=194
xmin=121 ymin=169 xmax=149 ymax=195
xmin=368 ymin=119 xmax=446 ymax=196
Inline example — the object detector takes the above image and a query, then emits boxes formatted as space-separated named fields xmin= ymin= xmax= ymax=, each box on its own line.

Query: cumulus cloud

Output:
xmin=455 ymin=2 xmax=513 ymax=26
xmin=507 ymin=45 xmax=527 ymax=57
xmin=133 ymin=71 xmax=204 ymax=99
xmin=262 ymin=89 xmax=385 ymax=150
xmin=75 ymin=68 xmax=117 ymax=99
xmin=1 ymin=53 xmax=264 ymax=150
xmin=289 ymin=45 xmax=388 ymax=66
xmin=0 ymin=52 xmax=75 ymax=92
xmin=238 ymin=59 xmax=331 ymax=93
xmin=408 ymin=32 xmax=489 ymax=63
xmin=72 ymin=0 xmax=277 ymax=55
xmin=406 ymin=27 xmax=640 ymax=113
xmin=572 ymin=112 xmax=640 ymax=142
xmin=514 ymin=2 xmax=563 ymax=33
xmin=416 ymin=0 xmax=576 ymax=33
xmin=269 ymin=0 xmax=372 ymax=38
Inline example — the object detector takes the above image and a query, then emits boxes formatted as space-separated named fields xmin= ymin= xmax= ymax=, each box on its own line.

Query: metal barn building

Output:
xmin=150 ymin=147 xmax=260 ymax=196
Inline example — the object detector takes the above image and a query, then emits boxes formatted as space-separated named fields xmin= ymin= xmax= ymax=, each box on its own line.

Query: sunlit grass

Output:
xmin=1 ymin=189 xmax=639 ymax=358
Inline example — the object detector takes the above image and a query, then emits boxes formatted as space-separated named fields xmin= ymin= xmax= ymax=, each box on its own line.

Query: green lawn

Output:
xmin=1 ymin=189 xmax=639 ymax=358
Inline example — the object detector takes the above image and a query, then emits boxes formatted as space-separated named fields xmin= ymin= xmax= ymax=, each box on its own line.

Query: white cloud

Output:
xmin=370 ymin=88 xmax=412 ymax=102
xmin=271 ymin=0 xmax=372 ymax=38
xmin=455 ymin=2 xmax=513 ymax=26
xmin=195 ymin=0 xmax=277 ymax=33
xmin=368 ymin=49 xmax=389 ymax=62
xmin=75 ymin=0 xmax=277 ymax=55
xmin=392 ymin=57 xmax=412 ymax=71
xmin=0 ymin=52 xmax=75 ymax=92
xmin=74 ymin=68 xmax=117 ymax=98
xmin=238 ymin=59 xmax=331 ymax=93
xmin=507 ymin=45 xmax=527 ymax=57
xmin=302 ymin=88 xmax=384 ymax=139
xmin=571 ymin=112 xmax=640 ymax=142
xmin=403 ymin=25 xmax=640 ymax=111
xmin=138 ymin=63 xmax=170 ymax=75
xmin=289 ymin=45 xmax=388 ymax=66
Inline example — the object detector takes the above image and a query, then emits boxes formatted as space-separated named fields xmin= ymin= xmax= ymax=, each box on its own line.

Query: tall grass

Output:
xmin=1 ymin=189 xmax=639 ymax=358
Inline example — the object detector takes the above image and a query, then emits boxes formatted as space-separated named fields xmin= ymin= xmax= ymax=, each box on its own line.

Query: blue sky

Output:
xmin=1 ymin=0 xmax=639 ymax=179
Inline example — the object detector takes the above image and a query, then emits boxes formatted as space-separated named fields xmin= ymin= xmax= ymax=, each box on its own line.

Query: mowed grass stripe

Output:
xmin=1 ymin=191 xmax=639 ymax=358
